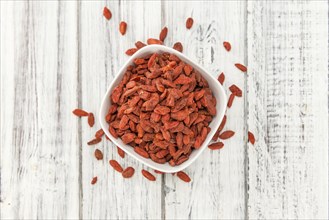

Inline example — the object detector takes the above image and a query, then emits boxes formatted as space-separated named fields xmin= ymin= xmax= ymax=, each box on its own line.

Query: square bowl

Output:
xmin=99 ymin=45 xmax=227 ymax=173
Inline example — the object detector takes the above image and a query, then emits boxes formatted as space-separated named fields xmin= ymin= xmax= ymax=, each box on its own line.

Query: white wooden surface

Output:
xmin=247 ymin=1 xmax=328 ymax=219
xmin=0 ymin=1 xmax=328 ymax=219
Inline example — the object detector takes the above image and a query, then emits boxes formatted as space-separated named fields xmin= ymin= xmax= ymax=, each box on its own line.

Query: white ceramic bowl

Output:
xmin=99 ymin=45 xmax=227 ymax=173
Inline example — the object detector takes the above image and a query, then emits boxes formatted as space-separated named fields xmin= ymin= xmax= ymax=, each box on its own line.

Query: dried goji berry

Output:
xmin=103 ymin=7 xmax=112 ymax=20
xmin=159 ymin=27 xmax=168 ymax=42
xmin=173 ymin=42 xmax=183 ymax=52
xmin=134 ymin=147 xmax=149 ymax=158
xmin=88 ymin=113 xmax=95 ymax=127
xmin=141 ymin=170 xmax=156 ymax=181
xmin=186 ymin=17 xmax=194 ymax=29
xmin=227 ymin=93 xmax=235 ymax=108
xmin=218 ymin=115 xmax=227 ymax=133
xmin=135 ymin=41 xmax=146 ymax=49
xmin=219 ymin=130 xmax=235 ymax=140
xmin=248 ymin=131 xmax=255 ymax=145
xmin=176 ymin=156 xmax=189 ymax=165
xmin=117 ymin=146 xmax=125 ymax=158
xmin=122 ymin=167 xmax=135 ymax=178
xmin=147 ymin=38 xmax=163 ymax=45
xmin=223 ymin=41 xmax=231 ymax=51
xmin=91 ymin=176 xmax=97 ymax=185
xmin=95 ymin=129 xmax=104 ymax=139
xmin=218 ymin=72 xmax=225 ymax=85
xmin=87 ymin=137 xmax=102 ymax=145
xmin=177 ymin=171 xmax=191 ymax=182
xmin=73 ymin=109 xmax=89 ymax=117
xmin=208 ymin=142 xmax=224 ymax=150
xmin=94 ymin=149 xmax=103 ymax=160
xmin=125 ymin=48 xmax=138 ymax=56
xmin=109 ymin=160 xmax=123 ymax=173
xmin=119 ymin=21 xmax=127 ymax=35
xmin=235 ymin=63 xmax=247 ymax=72
xmin=229 ymin=84 xmax=242 ymax=97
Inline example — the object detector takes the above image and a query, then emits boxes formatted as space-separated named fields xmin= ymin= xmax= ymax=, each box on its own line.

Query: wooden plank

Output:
xmin=0 ymin=1 xmax=80 ymax=219
xmin=79 ymin=1 xmax=162 ymax=219
xmin=162 ymin=1 xmax=247 ymax=219
xmin=247 ymin=1 xmax=328 ymax=219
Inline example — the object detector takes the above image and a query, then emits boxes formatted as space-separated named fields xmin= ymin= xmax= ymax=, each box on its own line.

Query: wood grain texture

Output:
xmin=79 ymin=1 xmax=162 ymax=219
xmin=247 ymin=1 xmax=328 ymax=219
xmin=162 ymin=1 xmax=247 ymax=219
xmin=0 ymin=1 xmax=80 ymax=219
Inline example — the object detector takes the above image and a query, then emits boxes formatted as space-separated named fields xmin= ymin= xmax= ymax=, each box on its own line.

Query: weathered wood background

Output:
xmin=1 ymin=1 xmax=328 ymax=219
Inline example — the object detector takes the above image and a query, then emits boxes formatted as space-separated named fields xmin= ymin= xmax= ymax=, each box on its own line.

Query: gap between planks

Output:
xmin=77 ymin=1 xmax=83 ymax=219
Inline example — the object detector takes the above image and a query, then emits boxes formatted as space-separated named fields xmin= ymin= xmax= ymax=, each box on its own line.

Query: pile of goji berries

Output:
xmin=107 ymin=51 xmax=217 ymax=167
xmin=72 ymin=6 xmax=255 ymax=185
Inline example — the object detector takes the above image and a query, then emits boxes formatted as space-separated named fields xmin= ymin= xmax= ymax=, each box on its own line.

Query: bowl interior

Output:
xmin=99 ymin=45 xmax=227 ymax=173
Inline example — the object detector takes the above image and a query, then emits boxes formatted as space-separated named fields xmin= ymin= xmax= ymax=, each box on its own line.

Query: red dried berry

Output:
xmin=91 ymin=176 xmax=97 ymax=185
xmin=134 ymin=147 xmax=149 ymax=158
xmin=103 ymin=7 xmax=112 ymax=20
xmin=218 ymin=115 xmax=227 ymax=133
xmin=208 ymin=142 xmax=224 ymax=150
xmin=135 ymin=41 xmax=146 ymax=49
xmin=73 ymin=109 xmax=89 ymax=117
xmin=223 ymin=41 xmax=231 ymax=51
xmin=88 ymin=113 xmax=95 ymax=127
xmin=141 ymin=170 xmax=156 ymax=181
xmin=119 ymin=21 xmax=127 ymax=35
xmin=117 ymin=146 xmax=125 ymax=158
xmin=87 ymin=137 xmax=102 ymax=145
xmin=218 ymin=72 xmax=225 ymax=85
xmin=227 ymin=93 xmax=235 ymax=108
xmin=95 ymin=129 xmax=104 ymax=139
xmin=248 ymin=131 xmax=255 ymax=145
xmin=109 ymin=160 xmax=123 ymax=173
xmin=173 ymin=42 xmax=183 ymax=52
xmin=235 ymin=63 xmax=247 ymax=72
xmin=122 ymin=167 xmax=135 ymax=178
xmin=147 ymin=38 xmax=163 ymax=45
xmin=94 ymin=149 xmax=103 ymax=160
xmin=159 ymin=27 xmax=168 ymax=42
xmin=219 ymin=130 xmax=235 ymax=140
xmin=186 ymin=17 xmax=194 ymax=29
xmin=177 ymin=171 xmax=191 ymax=182
xmin=125 ymin=48 xmax=138 ymax=56
xmin=229 ymin=84 xmax=242 ymax=97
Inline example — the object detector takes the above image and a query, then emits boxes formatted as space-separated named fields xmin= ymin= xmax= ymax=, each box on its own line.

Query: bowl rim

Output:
xmin=99 ymin=44 xmax=227 ymax=173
